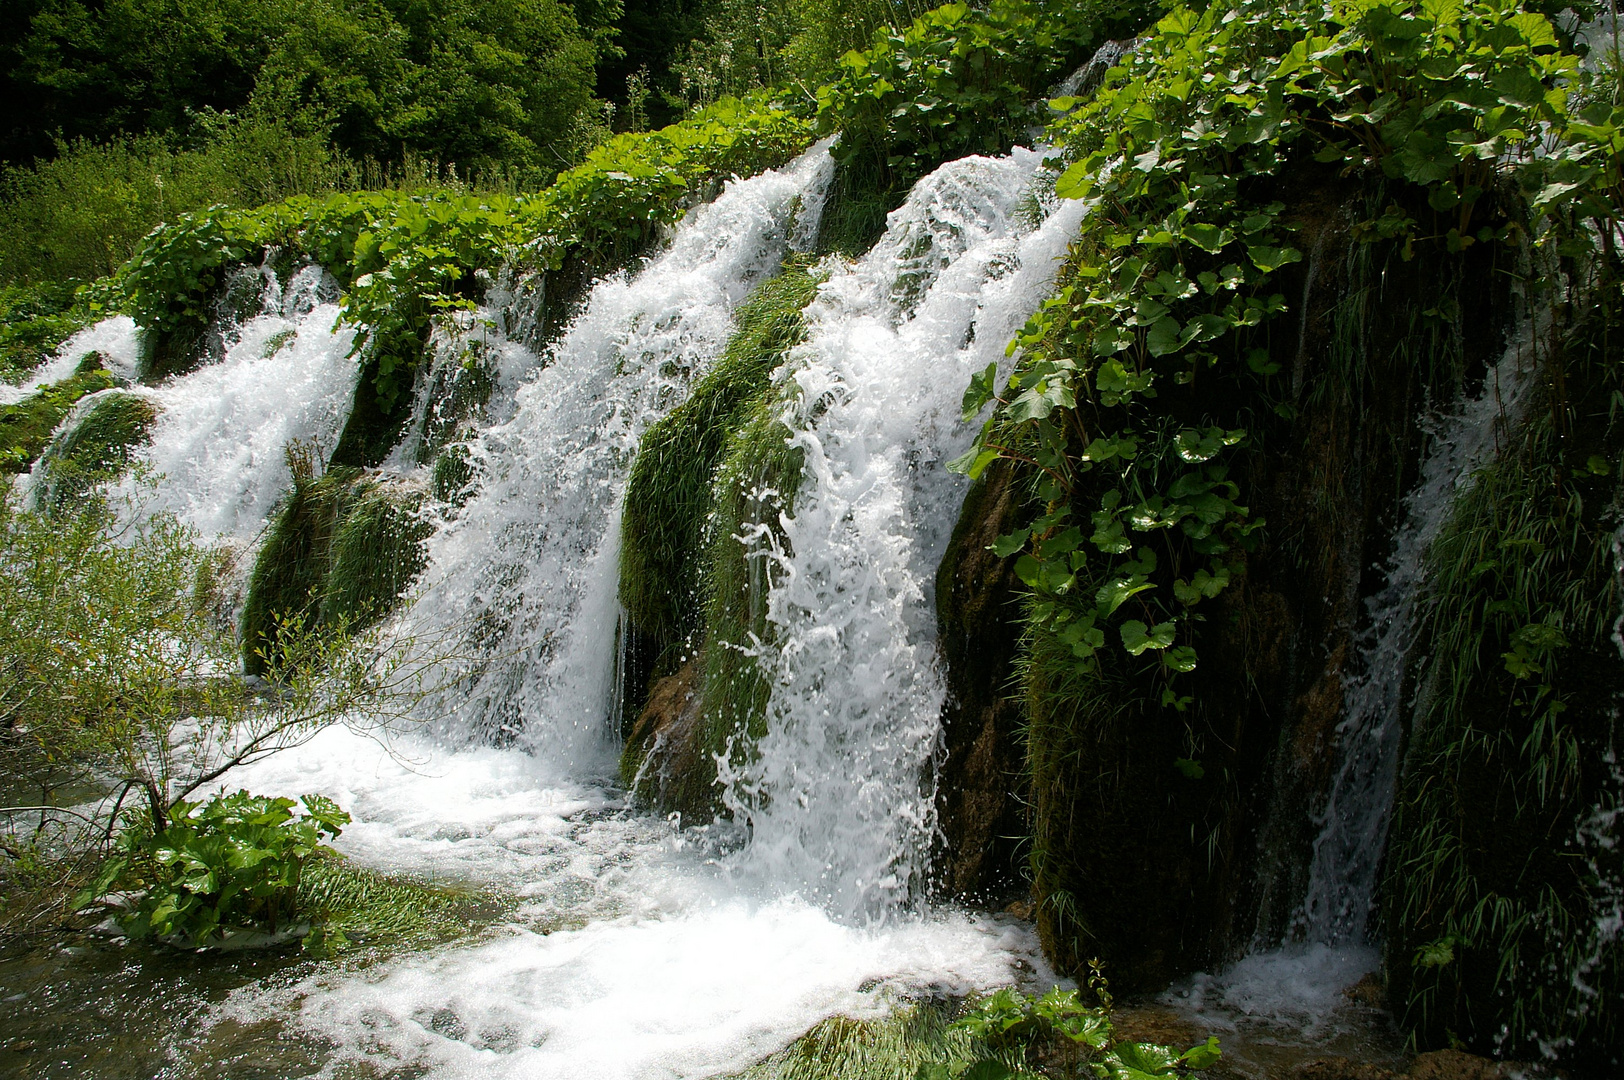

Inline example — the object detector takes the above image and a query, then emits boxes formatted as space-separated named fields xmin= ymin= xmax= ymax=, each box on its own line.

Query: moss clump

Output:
xmin=1382 ymin=299 xmax=1624 ymax=1065
xmin=296 ymin=856 xmax=479 ymax=950
xmin=241 ymin=451 xmax=429 ymax=674
xmin=321 ymin=482 xmax=434 ymax=628
xmin=730 ymin=1006 xmax=987 ymax=1080
xmin=0 ymin=366 xmax=124 ymax=473
xmin=620 ymin=265 xmax=821 ymax=647
xmin=412 ymin=339 xmax=497 ymax=466
xmin=618 ymin=267 xmax=820 ymax=814
xmin=31 ymin=389 xmax=158 ymax=511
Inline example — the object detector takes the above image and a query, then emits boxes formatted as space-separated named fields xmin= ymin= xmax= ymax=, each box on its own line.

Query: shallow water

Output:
xmin=1 ymin=726 xmax=1053 ymax=1080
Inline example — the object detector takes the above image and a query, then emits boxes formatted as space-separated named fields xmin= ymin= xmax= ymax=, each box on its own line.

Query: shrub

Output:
xmin=78 ymin=791 xmax=351 ymax=949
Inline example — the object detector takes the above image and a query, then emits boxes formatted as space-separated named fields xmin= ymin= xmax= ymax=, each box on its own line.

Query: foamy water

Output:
xmin=217 ymin=726 xmax=1050 ymax=1080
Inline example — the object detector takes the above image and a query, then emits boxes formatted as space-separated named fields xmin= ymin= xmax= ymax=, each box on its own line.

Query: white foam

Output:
xmin=213 ymin=725 xmax=1051 ymax=1080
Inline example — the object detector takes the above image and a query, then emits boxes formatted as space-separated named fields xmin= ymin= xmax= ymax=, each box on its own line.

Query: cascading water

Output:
xmin=720 ymin=149 xmax=1088 ymax=920
xmin=23 ymin=264 xmax=358 ymax=540
xmin=403 ymin=142 xmax=834 ymax=764
xmin=1165 ymin=321 xmax=1537 ymax=1043
xmin=105 ymin=142 xmax=1059 ymax=1079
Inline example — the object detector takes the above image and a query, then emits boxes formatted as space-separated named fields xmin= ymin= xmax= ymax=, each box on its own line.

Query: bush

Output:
xmin=79 ymin=791 xmax=351 ymax=949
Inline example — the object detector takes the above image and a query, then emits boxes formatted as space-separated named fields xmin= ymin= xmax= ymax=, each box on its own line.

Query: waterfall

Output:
xmin=403 ymin=142 xmax=834 ymax=769
xmin=1166 ymin=320 xmax=1538 ymax=1035
xmin=719 ymin=148 xmax=1087 ymax=919
xmin=194 ymin=143 xmax=1062 ymax=1078
xmin=1299 ymin=331 xmax=1534 ymax=945
xmin=21 ymin=265 xmax=357 ymax=539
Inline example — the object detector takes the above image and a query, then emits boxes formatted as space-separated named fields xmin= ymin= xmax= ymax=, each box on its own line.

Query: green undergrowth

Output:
xmin=108 ymin=95 xmax=813 ymax=430
xmin=618 ymin=265 xmax=820 ymax=812
xmin=810 ymin=0 xmax=1128 ymax=254
xmin=0 ymin=359 xmax=124 ymax=473
xmin=0 ymin=282 xmax=90 ymax=383
xmin=1383 ymin=289 xmax=1624 ymax=1063
xmin=734 ymin=979 xmax=1220 ymax=1080
xmin=241 ymin=447 xmax=430 ymax=675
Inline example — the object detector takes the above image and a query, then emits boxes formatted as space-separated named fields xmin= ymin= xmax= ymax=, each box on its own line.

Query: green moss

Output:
xmin=296 ymin=856 xmax=477 ymax=950
xmin=730 ymin=1005 xmax=989 ymax=1080
xmin=321 ymin=481 xmax=433 ymax=630
xmin=240 ymin=458 xmax=361 ymax=676
xmin=620 ymin=265 xmax=821 ymax=646
xmin=1382 ymin=302 xmax=1624 ymax=1063
xmin=413 ymin=340 xmax=497 ymax=466
xmin=0 ymin=366 xmax=124 ymax=473
xmin=617 ymin=267 xmax=821 ymax=814
xmin=241 ymin=455 xmax=430 ymax=674
xmin=431 ymin=443 xmax=476 ymax=506
xmin=31 ymin=389 xmax=158 ymax=510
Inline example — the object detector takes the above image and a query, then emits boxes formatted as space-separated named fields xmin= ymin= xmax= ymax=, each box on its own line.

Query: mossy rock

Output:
xmin=30 ymin=389 xmax=158 ymax=510
xmin=617 ymin=267 xmax=820 ymax=816
xmin=241 ymin=460 xmax=430 ymax=675
xmin=0 ymin=365 xmax=124 ymax=474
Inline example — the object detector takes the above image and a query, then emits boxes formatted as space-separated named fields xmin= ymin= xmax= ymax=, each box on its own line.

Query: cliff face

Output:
xmin=931 ymin=176 xmax=1519 ymax=984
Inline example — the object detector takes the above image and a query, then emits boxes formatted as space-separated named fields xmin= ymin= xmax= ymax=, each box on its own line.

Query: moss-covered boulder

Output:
xmin=241 ymin=454 xmax=431 ymax=674
xmin=1 ymin=360 xmax=124 ymax=474
xmin=30 ymin=387 xmax=159 ymax=511
xmin=617 ymin=266 xmax=819 ymax=815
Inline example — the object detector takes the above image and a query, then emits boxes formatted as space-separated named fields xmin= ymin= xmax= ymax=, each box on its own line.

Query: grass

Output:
xmin=1381 ymin=314 xmax=1624 ymax=1063
xmin=730 ymin=1005 xmax=993 ymax=1080
xmin=30 ymin=389 xmax=158 ymax=511
xmin=0 ymin=364 xmax=124 ymax=474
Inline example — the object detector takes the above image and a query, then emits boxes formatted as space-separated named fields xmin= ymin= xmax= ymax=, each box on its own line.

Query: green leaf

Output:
xmin=1120 ymin=620 xmax=1175 ymax=654
xmin=1179 ymin=1036 xmax=1222 ymax=1069
xmin=1182 ymin=223 xmax=1235 ymax=253
xmin=961 ymin=361 xmax=1000 ymax=421
xmin=1174 ymin=756 xmax=1205 ymax=779
xmin=990 ymin=529 xmax=1031 ymax=558
xmin=1246 ymin=245 xmax=1302 ymax=273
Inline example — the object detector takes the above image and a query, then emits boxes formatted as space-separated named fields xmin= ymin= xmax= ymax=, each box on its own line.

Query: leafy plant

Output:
xmin=936 ymin=977 xmax=1220 ymax=1079
xmin=77 ymin=791 xmax=351 ymax=949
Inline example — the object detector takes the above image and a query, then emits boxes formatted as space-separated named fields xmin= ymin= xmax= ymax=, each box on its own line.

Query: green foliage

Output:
xmin=110 ymin=96 xmax=810 ymax=412
xmin=0 ymin=365 xmax=124 ymax=473
xmin=732 ymin=1005 xmax=989 ymax=1080
xmin=958 ymin=0 xmax=1616 ymax=688
xmin=814 ymin=0 xmax=1103 ymax=191
xmin=78 ymin=791 xmax=350 ymax=949
xmin=0 ymin=122 xmax=359 ymax=286
xmin=0 ymin=282 xmax=89 ymax=380
xmin=1382 ymin=310 xmax=1624 ymax=1062
xmin=0 ymin=0 xmax=609 ymax=173
xmin=531 ymin=94 xmax=815 ymax=269
xmin=942 ymin=976 xmax=1220 ymax=1080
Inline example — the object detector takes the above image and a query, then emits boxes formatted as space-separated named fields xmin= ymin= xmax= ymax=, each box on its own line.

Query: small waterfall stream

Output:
xmin=1164 ymin=324 xmax=1537 ymax=1047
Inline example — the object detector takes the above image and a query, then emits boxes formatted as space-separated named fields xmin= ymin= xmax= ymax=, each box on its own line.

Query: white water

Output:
xmin=721 ymin=149 xmax=1087 ymax=919
xmin=404 ymin=143 xmax=834 ymax=762
xmin=23 ymin=143 xmax=1089 ymax=1077
xmin=21 ymin=266 xmax=358 ymax=539
xmin=0 ymin=315 xmax=145 ymax=406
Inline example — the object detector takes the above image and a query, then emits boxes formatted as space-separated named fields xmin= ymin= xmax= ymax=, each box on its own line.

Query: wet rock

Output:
xmin=621 ymin=659 xmax=707 ymax=807
xmin=1406 ymin=1051 xmax=1511 ymax=1080
xmin=1344 ymin=972 xmax=1386 ymax=1009
xmin=934 ymin=458 xmax=1030 ymax=900
xmin=1294 ymin=1059 xmax=1401 ymax=1080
